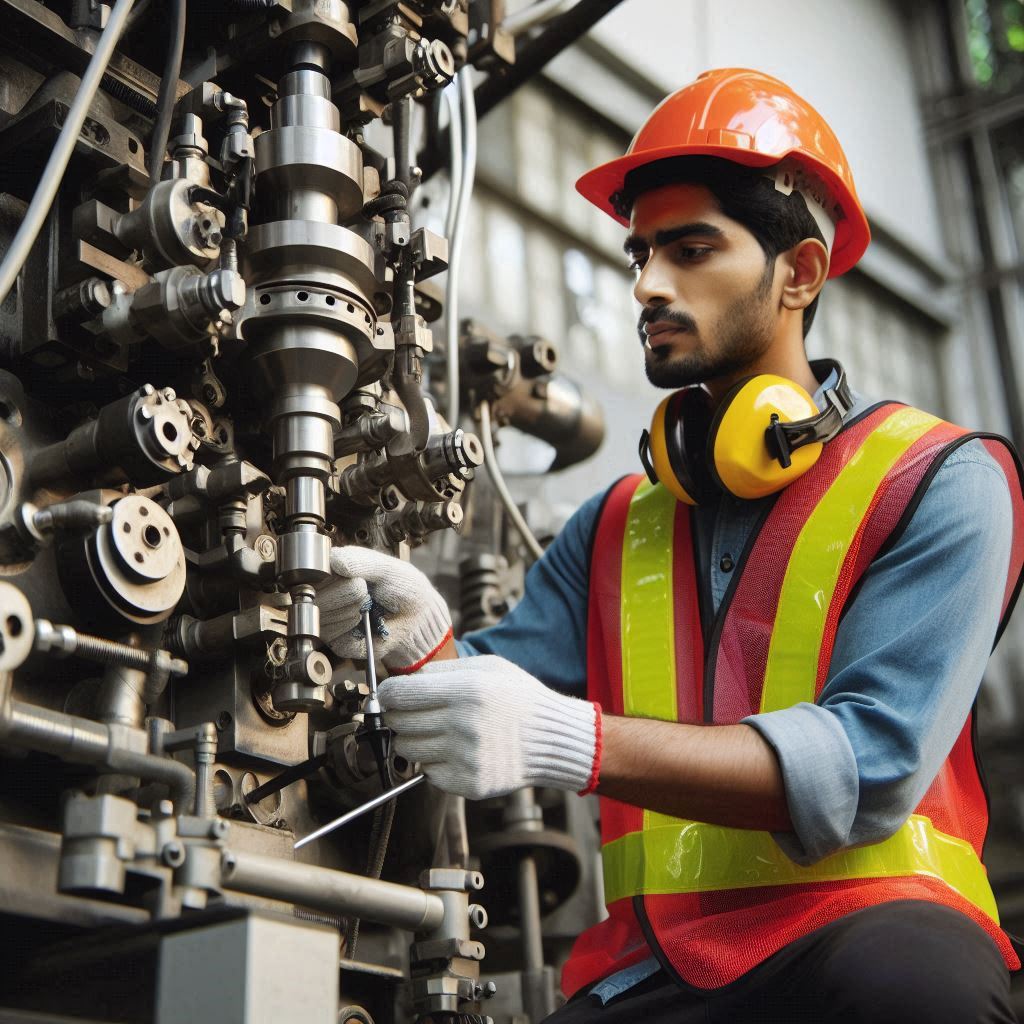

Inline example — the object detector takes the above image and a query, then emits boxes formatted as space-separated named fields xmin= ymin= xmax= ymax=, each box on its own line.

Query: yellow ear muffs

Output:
xmin=648 ymin=391 xmax=699 ymax=505
xmin=708 ymin=375 xmax=823 ymax=499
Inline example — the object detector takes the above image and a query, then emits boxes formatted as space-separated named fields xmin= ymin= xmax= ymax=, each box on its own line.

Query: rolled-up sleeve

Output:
xmin=745 ymin=440 xmax=1013 ymax=864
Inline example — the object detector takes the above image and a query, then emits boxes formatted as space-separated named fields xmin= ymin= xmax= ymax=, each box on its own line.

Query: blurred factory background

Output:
xmin=422 ymin=0 xmax=1024 ymax=994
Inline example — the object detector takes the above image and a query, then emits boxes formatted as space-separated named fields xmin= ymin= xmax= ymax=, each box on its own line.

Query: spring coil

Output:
xmin=459 ymin=554 xmax=509 ymax=634
xmin=100 ymin=74 xmax=157 ymax=118
xmin=293 ymin=906 xmax=346 ymax=931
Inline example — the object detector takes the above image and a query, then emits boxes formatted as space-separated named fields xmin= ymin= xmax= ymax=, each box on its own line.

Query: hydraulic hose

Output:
xmin=442 ymin=83 xmax=463 ymax=247
xmin=0 ymin=0 xmax=135 ymax=307
xmin=149 ymin=0 xmax=187 ymax=187
xmin=478 ymin=400 xmax=545 ymax=562
xmin=444 ymin=69 xmax=477 ymax=429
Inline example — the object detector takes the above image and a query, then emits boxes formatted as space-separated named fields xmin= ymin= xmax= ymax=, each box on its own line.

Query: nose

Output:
xmin=632 ymin=251 xmax=675 ymax=308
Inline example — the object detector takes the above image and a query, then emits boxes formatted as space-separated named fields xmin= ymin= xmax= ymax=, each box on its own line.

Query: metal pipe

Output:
xmin=95 ymin=664 xmax=148 ymax=729
xmin=518 ymin=855 xmax=545 ymax=969
xmin=444 ymin=68 xmax=477 ymax=429
xmin=0 ymin=699 xmax=195 ymax=811
xmin=0 ymin=0 xmax=136 ymax=305
xmin=221 ymin=848 xmax=445 ymax=932
xmin=105 ymin=743 xmax=195 ymax=811
xmin=3 ymin=700 xmax=109 ymax=762
xmin=393 ymin=94 xmax=414 ymax=193
xmin=478 ymin=400 xmax=545 ymax=561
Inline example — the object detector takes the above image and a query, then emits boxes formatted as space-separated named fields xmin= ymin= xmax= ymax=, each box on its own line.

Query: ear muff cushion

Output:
xmin=649 ymin=391 xmax=699 ymax=505
xmin=708 ymin=375 xmax=824 ymax=499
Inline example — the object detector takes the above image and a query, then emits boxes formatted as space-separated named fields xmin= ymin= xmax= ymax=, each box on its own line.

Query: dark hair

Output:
xmin=616 ymin=156 xmax=825 ymax=338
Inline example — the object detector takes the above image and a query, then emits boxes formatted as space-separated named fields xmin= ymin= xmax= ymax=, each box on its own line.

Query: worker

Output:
xmin=321 ymin=69 xmax=1024 ymax=1022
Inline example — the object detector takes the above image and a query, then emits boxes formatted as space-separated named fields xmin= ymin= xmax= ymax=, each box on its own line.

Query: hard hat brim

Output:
xmin=575 ymin=143 xmax=871 ymax=279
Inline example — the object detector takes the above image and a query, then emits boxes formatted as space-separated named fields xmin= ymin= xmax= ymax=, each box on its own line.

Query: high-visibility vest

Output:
xmin=563 ymin=403 xmax=1024 ymax=996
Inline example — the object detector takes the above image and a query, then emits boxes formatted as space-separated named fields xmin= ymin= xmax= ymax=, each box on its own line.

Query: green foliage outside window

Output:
xmin=965 ymin=0 xmax=1024 ymax=89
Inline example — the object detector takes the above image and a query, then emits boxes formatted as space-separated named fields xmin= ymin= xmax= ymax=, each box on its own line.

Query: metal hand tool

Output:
xmin=294 ymin=772 xmax=425 ymax=849
xmin=359 ymin=601 xmax=392 ymax=791
xmin=244 ymin=752 xmax=327 ymax=806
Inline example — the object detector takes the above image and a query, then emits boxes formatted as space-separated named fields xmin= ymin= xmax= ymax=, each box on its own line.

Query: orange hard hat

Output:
xmin=576 ymin=68 xmax=870 ymax=277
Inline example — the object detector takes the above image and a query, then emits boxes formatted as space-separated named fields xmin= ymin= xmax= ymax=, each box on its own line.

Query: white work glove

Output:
xmin=319 ymin=546 xmax=452 ymax=672
xmin=379 ymin=655 xmax=602 ymax=801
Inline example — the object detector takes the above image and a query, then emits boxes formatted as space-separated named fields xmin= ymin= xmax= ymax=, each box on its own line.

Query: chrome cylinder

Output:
xmin=239 ymin=44 xmax=391 ymax=696
xmin=221 ymin=848 xmax=445 ymax=932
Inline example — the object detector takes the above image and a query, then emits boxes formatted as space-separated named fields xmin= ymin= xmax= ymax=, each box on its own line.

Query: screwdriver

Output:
xmin=293 ymin=602 xmax=430 ymax=850
xmin=249 ymin=602 xmax=391 ymax=808
xmin=359 ymin=600 xmax=392 ymax=792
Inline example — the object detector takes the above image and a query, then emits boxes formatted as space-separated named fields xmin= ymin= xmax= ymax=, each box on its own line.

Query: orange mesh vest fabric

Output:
xmin=562 ymin=404 xmax=1024 ymax=997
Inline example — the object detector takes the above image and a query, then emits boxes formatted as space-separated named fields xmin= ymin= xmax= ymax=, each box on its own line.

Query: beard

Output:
xmin=642 ymin=266 xmax=776 ymax=389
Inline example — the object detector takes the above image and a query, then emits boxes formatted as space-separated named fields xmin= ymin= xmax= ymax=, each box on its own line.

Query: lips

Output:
xmin=645 ymin=324 xmax=689 ymax=349
xmin=646 ymin=324 xmax=685 ymax=340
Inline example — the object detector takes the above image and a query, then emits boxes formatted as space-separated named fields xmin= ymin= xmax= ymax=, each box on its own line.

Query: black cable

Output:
xmin=343 ymin=798 xmax=396 ymax=960
xmin=148 ymin=0 xmax=187 ymax=187
xmin=473 ymin=0 xmax=626 ymax=120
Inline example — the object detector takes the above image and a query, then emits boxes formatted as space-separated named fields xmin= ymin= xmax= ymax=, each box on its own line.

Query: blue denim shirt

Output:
xmin=459 ymin=380 xmax=1014 ymax=1002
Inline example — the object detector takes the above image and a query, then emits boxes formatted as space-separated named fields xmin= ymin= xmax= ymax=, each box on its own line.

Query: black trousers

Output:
xmin=545 ymin=901 xmax=1018 ymax=1023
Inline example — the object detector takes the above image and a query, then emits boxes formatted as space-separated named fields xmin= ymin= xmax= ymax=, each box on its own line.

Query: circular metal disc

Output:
xmin=109 ymin=495 xmax=180 ymax=582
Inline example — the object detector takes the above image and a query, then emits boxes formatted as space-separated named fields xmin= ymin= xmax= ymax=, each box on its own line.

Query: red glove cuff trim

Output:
xmin=578 ymin=702 xmax=603 ymax=796
xmin=389 ymin=627 xmax=455 ymax=675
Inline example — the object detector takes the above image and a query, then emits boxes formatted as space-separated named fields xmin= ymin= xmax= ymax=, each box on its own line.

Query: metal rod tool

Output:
xmin=294 ymin=773 xmax=425 ymax=849
xmin=359 ymin=602 xmax=391 ymax=791
xmin=244 ymin=752 xmax=327 ymax=805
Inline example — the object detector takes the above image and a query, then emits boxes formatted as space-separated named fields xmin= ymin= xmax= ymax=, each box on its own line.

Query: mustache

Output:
xmin=637 ymin=307 xmax=698 ymax=345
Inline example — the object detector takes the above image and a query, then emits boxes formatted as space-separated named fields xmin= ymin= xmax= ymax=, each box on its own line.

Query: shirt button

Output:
xmin=719 ymin=554 xmax=734 ymax=572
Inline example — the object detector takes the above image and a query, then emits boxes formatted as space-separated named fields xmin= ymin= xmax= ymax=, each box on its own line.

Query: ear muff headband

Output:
xmin=768 ymin=358 xmax=853 ymax=464
xmin=649 ymin=392 xmax=698 ymax=505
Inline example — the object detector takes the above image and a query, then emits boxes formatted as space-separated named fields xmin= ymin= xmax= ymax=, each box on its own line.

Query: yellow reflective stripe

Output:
xmin=760 ymin=408 xmax=941 ymax=713
xmin=621 ymin=481 xmax=678 ymax=722
xmin=602 ymin=814 xmax=999 ymax=923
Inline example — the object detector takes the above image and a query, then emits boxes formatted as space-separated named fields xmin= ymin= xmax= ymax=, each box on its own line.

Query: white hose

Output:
xmin=501 ymin=0 xmax=578 ymax=36
xmin=0 ymin=0 xmax=136 ymax=306
xmin=444 ymin=67 xmax=477 ymax=429
xmin=443 ymin=83 xmax=462 ymax=243
xmin=479 ymin=400 xmax=545 ymax=562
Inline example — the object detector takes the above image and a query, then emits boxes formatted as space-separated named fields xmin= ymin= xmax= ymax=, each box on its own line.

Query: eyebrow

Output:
xmin=623 ymin=221 xmax=725 ymax=255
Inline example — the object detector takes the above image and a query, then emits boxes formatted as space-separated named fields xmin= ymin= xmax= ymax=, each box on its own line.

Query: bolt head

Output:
xmin=161 ymin=841 xmax=186 ymax=867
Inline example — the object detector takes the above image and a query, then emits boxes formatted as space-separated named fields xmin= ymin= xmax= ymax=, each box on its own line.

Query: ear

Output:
xmin=779 ymin=238 xmax=829 ymax=313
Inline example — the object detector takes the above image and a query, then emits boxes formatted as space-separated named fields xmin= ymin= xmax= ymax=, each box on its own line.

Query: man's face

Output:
xmin=625 ymin=183 xmax=778 ymax=390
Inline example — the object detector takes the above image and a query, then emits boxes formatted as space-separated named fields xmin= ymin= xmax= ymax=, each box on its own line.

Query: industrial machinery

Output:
xmin=0 ymin=1 xmax=611 ymax=1021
